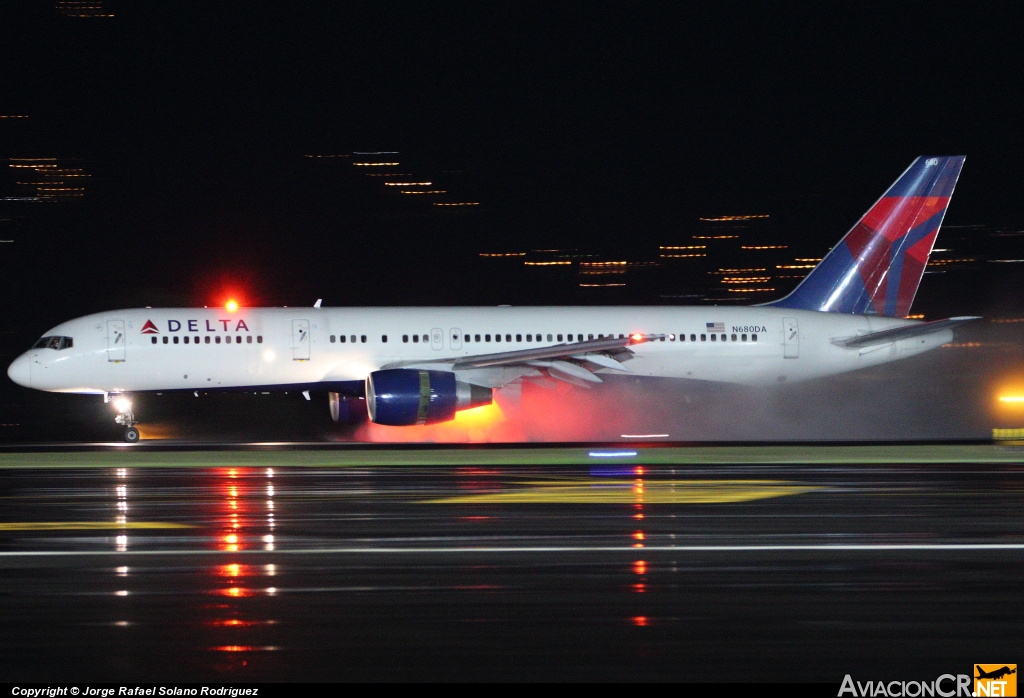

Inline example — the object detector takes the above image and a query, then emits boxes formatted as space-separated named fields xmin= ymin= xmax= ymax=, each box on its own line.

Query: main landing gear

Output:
xmin=106 ymin=393 xmax=140 ymax=443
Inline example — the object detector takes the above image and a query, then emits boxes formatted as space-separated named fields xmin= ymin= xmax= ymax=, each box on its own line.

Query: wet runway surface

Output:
xmin=1 ymin=450 xmax=1022 ymax=681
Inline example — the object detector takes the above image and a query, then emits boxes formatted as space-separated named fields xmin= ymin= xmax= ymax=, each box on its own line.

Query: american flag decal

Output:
xmin=706 ymin=322 xmax=725 ymax=332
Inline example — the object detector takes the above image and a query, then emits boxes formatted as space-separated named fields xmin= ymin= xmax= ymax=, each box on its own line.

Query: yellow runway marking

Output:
xmin=427 ymin=479 xmax=821 ymax=504
xmin=0 ymin=522 xmax=194 ymax=531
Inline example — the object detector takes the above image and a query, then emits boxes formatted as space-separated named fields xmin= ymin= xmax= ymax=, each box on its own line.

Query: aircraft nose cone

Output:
xmin=7 ymin=354 xmax=31 ymax=387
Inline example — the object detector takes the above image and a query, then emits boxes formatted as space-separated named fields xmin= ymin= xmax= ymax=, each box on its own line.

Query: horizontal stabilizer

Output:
xmin=832 ymin=316 xmax=979 ymax=348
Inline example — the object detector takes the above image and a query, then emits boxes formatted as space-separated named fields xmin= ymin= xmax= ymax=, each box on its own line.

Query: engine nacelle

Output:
xmin=365 ymin=369 xmax=492 ymax=426
xmin=328 ymin=392 xmax=367 ymax=424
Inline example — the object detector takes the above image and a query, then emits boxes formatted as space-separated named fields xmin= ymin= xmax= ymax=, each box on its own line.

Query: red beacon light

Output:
xmin=225 ymin=299 xmax=239 ymax=313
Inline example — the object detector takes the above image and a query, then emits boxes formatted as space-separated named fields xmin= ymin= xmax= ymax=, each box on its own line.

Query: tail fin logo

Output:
xmin=767 ymin=156 xmax=965 ymax=318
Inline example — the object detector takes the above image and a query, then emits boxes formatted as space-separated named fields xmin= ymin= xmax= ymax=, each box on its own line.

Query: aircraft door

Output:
xmin=431 ymin=327 xmax=444 ymax=351
xmin=783 ymin=317 xmax=799 ymax=359
xmin=449 ymin=328 xmax=462 ymax=350
xmin=292 ymin=319 xmax=310 ymax=360
xmin=106 ymin=319 xmax=126 ymax=362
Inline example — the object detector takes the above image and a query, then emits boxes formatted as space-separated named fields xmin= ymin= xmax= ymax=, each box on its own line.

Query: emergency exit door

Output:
xmin=783 ymin=317 xmax=799 ymax=359
xmin=292 ymin=319 xmax=310 ymax=360
xmin=106 ymin=319 xmax=126 ymax=362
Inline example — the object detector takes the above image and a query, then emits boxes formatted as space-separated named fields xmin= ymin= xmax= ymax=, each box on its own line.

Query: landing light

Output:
xmin=113 ymin=397 xmax=132 ymax=414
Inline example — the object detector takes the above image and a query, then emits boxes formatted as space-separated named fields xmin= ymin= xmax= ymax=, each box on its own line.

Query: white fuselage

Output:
xmin=8 ymin=306 xmax=951 ymax=394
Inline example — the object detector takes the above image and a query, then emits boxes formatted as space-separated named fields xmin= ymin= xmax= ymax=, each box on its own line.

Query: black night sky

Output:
xmin=3 ymin=4 xmax=1024 ymax=355
xmin=4 ymin=4 xmax=1024 ymax=317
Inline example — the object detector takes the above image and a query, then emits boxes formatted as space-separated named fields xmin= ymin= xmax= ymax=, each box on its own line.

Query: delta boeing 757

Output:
xmin=8 ymin=156 xmax=972 ymax=441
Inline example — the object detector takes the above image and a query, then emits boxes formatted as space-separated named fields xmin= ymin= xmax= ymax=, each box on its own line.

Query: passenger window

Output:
xmin=752 ymin=334 xmax=758 ymax=342
xmin=350 ymin=335 xmax=355 ymax=343
xmin=361 ymin=335 xmax=367 ymax=343
xmin=556 ymin=334 xmax=563 ymax=342
xmin=330 ymin=335 xmax=336 ymax=343
xmin=516 ymin=334 xmax=522 ymax=342
xmin=578 ymin=334 xmax=584 ymax=341
xmin=721 ymin=334 xmax=726 ymax=341
xmin=741 ymin=334 xmax=747 ymax=342
xmin=151 ymin=337 xmax=157 ymax=344
xmin=257 ymin=336 xmax=263 ymax=343
xmin=195 ymin=336 xmax=199 ymax=344
xmin=700 ymin=334 xmax=706 ymax=342
xmin=679 ymin=334 xmax=685 ymax=342
xmin=382 ymin=335 xmax=388 ymax=343
xmin=413 ymin=335 xmax=419 ymax=343
xmin=215 ymin=336 xmax=221 ymax=344
xmin=163 ymin=337 xmax=169 ymax=344
xmin=526 ymin=334 xmax=532 ymax=342
xmin=247 ymin=336 xmax=253 ymax=344
xmin=711 ymin=334 xmax=716 ymax=342
xmin=183 ymin=336 xmax=189 ymax=344
xmin=403 ymin=335 xmax=409 ymax=343
xmin=340 ymin=335 xmax=346 ymax=343
xmin=549 ymin=334 xmax=554 ymax=341
xmin=588 ymin=334 xmax=594 ymax=340
xmin=486 ymin=334 xmax=491 ymax=342
xmin=496 ymin=334 xmax=502 ymax=342
xmin=475 ymin=334 xmax=481 ymax=342
xmin=205 ymin=336 xmax=211 ymax=344
xmin=690 ymin=334 xmax=696 ymax=342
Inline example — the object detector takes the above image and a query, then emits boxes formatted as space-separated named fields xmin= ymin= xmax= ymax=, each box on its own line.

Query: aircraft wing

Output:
xmin=380 ymin=334 xmax=666 ymax=388
xmin=832 ymin=316 xmax=980 ymax=349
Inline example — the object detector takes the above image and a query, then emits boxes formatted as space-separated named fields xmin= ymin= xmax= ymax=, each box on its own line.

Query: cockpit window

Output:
xmin=32 ymin=336 xmax=73 ymax=350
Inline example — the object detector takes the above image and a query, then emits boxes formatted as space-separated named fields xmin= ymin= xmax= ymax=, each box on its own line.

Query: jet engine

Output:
xmin=328 ymin=391 xmax=367 ymax=424
xmin=365 ymin=369 xmax=492 ymax=426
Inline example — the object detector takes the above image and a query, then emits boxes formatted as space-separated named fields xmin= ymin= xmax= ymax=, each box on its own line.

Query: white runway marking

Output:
xmin=1 ymin=543 xmax=1023 ymax=557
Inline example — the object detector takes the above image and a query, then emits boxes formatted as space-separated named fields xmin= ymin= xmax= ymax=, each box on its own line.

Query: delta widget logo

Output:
xmin=975 ymin=665 xmax=1016 ymax=697
xmin=140 ymin=320 xmax=160 ymax=335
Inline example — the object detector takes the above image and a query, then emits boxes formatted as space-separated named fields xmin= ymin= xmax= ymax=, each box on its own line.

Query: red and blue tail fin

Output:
xmin=767 ymin=156 xmax=965 ymax=317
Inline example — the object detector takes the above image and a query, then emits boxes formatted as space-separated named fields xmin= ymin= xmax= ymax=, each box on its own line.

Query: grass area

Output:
xmin=1 ymin=444 xmax=1024 ymax=469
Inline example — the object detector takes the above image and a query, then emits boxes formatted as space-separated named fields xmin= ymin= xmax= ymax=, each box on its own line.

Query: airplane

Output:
xmin=7 ymin=155 xmax=973 ymax=442
xmin=976 ymin=667 xmax=1017 ymax=681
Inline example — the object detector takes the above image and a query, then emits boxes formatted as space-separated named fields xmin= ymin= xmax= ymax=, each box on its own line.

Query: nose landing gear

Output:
xmin=106 ymin=393 xmax=140 ymax=443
